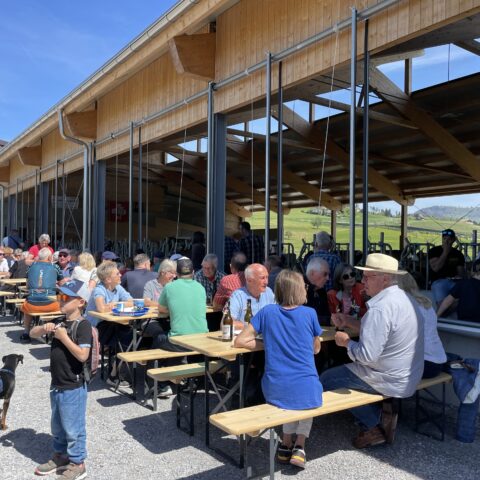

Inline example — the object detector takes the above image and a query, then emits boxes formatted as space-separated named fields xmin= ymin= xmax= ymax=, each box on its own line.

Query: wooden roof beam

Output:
xmin=368 ymin=66 xmax=480 ymax=182
xmin=64 ymin=110 xmax=97 ymax=140
xmin=159 ymin=170 xmax=251 ymax=218
xmin=0 ymin=165 xmax=10 ymax=182
xmin=18 ymin=145 xmax=42 ymax=167
xmin=227 ymin=136 xmax=342 ymax=211
xmin=167 ymin=151 xmax=289 ymax=214
xmin=454 ymin=40 xmax=480 ymax=56
xmin=273 ymin=103 xmax=412 ymax=206
xmin=300 ymin=92 xmax=418 ymax=130
xmin=168 ymin=32 xmax=216 ymax=81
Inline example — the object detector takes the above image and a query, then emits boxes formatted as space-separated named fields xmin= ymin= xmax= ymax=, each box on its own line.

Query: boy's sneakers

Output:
xmin=20 ymin=332 xmax=31 ymax=342
xmin=290 ymin=446 xmax=306 ymax=469
xmin=276 ymin=444 xmax=292 ymax=464
xmin=35 ymin=453 xmax=69 ymax=475
xmin=57 ymin=462 xmax=87 ymax=480
xmin=106 ymin=375 xmax=130 ymax=388
xmin=158 ymin=385 xmax=173 ymax=398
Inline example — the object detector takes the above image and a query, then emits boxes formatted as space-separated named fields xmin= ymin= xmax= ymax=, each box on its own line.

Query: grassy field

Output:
xmin=249 ymin=208 xmax=479 ymax=256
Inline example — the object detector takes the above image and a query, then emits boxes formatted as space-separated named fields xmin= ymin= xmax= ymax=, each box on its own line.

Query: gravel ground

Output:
xmin=1 ymin=317 xmax=479 ymax=480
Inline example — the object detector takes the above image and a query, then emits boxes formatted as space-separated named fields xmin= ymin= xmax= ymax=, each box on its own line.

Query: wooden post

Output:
xmin=400 ymin=204 xmax=408 ymax=249
xmin=331 ymin=210 xmax=337 ymax=242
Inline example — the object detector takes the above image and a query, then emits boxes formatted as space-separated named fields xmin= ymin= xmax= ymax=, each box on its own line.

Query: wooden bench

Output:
xmin=148 ymin=361 xmax=227 ymax=435
xmin=210 ymin=372 xmax=452 ymax=479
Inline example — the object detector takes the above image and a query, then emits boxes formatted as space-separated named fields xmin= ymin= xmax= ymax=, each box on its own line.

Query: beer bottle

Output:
xmin=221 ymin=301 xmax=233 ymax=342
xmin=244 ymin=299 xmax=253 ymax=325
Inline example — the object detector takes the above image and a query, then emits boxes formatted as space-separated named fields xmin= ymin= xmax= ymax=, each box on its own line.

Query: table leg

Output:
xmin=205 ymin=356 xmax=210 ymax=447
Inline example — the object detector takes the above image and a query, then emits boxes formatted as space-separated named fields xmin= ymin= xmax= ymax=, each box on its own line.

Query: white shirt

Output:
xmin=0 ymin=258 xmax=9 ymax=272
xmin=346 ymin=285 xmax=424 ymax=398
xmin=71 ymin=266 xmax=97 ymax=284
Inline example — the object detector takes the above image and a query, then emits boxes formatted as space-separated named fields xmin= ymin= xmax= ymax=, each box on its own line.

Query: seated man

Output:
xmin=321 ymin=254 xmax=424 ymax=448
xmin=21 ymin=248 xmax=66 ymax=341
xmin=120 ymin=253 xmax=157 ymax=298
xmin=437 ymin=259 xmax=480 ymax=322
xmin=265 ymin=255 xmax=283 ymax=290
xmin=429 ymin=228 xmax=465 ymax=307
xmin=305 ymin=257 xmax=331 ymax=326
xmin=157 ymin=257 xmax=209 ymax=351
xmin=213 ymin=252 xmax=248 ymax=310
xmin=229 ymin=263 xmax=275 ymax=327
xmin=194 ymin=253 xmax=225 ymax=304
xmin=57 ymin=248 xmax=75 ymax=279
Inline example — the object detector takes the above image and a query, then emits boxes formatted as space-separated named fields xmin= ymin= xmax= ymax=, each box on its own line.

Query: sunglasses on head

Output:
xmin=57 ymin=293 xmax=75 ymax=302
xmin=342 ymin=272 xmax=356 ymax=280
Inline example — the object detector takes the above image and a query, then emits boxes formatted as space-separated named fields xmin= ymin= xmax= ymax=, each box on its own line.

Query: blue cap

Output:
xmin=58 ymin=279 xmax=91 ymax=302
xmin=102 ymin=251 xmax=119 ymax=261
xmin=170 ymin=253 xmax=183 ymax=261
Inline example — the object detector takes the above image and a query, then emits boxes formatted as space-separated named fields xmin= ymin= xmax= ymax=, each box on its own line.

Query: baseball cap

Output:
xmin=102 ymin=251 xmax=120 ymax=261
xmin=170 ymin=253 xmax=183 ymax=261
xmin=58 ymin=248 xmax=70 ymax=255
xmin=176 ymin=257 xmax=193 ymax=276
xmin=58 ymin=279 xmax=91 ymax=302
xmin=441 ymin=229 xmax=456 ymax=238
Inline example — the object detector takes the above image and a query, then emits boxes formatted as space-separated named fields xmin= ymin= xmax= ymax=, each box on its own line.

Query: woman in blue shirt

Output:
xmin=235 ymin=269 xmax=322 ymax=469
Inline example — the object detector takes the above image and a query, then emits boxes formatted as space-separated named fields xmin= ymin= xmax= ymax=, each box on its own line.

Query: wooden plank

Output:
xmin=0 ymin=165 xmax=10 ymax=182
xmin=168 ymin=32 xmax=216 ymax=81
xmin=147 ymin=360 xmax=224 ymax=383
xmin=273 ymin=103 xmax=411 ymax=206
xmin=117 ymin=349 xmax=199 ymax=363
xmin=369 ymin=66 xmax=480 ymax=182
xmin=17 ymin=146 xmax=42 ymax=167
xmin=65 ymin=110 xmax=97 ymax=140
xmin=227 ymin=135 xmax=342 ymax=211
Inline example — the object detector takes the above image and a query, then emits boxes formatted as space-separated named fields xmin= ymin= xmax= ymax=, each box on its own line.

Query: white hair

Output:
xmin=306 ymin=257 xmax=329 ymax=275
xmin=202 ymin=253 xmax=218 ymax=268
xmin=314 ymin=231 xmax=332 ymax=250
xmin=38 ymin=233 xmax=50 ymax=243
xmin=38 ymin=247 xmax=52 ymax=261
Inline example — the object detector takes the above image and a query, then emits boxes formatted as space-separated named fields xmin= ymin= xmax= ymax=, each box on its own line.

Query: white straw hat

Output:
xmin=355 ymin=253 xmax=407 ymax=275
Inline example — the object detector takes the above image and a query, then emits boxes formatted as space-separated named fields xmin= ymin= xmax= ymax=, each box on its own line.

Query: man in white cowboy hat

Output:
xmin=321 ymin=253 xmax=424 ymax=449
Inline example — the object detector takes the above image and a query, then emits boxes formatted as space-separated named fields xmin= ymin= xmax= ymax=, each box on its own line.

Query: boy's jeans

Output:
xmin=50 ymin=383 xmax=87 ymax=464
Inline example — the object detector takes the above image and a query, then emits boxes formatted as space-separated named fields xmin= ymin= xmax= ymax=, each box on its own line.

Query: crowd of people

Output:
xmin=7 ymin=224 xmax=469 ymax=478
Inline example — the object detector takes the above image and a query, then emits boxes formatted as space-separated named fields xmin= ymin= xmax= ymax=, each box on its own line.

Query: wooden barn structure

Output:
xmin=1 ymin=0 xmax=479 ymax=268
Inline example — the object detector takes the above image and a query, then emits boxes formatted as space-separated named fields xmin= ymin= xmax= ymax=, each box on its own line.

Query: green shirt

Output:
xmin=159 ymin=278 xmax=208 ymax=337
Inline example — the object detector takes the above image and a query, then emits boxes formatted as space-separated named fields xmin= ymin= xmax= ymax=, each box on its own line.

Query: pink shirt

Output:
xmin=29 ymin=244 xmax=54 ymax=259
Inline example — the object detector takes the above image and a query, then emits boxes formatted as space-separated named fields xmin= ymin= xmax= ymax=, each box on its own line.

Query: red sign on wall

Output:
xmin=108 ymin=201 xmax=128 ymax=222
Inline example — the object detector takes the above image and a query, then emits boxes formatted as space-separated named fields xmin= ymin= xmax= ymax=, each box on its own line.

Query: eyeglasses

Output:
xmin=342 ymin=272 xmax=356 ymax=280
xmin=441 ymin=230 xmax=454 ymax=237
xmin=58 ymin=253 xmax=68 ymax=258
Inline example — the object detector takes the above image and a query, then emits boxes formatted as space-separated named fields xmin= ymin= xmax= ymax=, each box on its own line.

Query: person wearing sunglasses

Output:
xmin=428 ymin=228 xmax=465 ymax=308
xmin=305 ymin=257 xmax=331 ymax=327
xmin=327 ymin=263 xmax=367 ymax=321
xmin=0 ymin=248 xmax=10 ymax=277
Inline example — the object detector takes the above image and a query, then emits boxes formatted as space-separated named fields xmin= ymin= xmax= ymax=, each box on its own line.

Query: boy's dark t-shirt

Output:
xmin=50 ymin=319 xmax=92 ymax=390
xmin=450 ymin=278 xmax=480 ymax=322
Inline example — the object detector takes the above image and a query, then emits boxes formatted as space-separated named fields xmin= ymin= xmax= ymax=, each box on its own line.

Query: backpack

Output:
xmin=70 ymin=319 xmax=100 ymax=384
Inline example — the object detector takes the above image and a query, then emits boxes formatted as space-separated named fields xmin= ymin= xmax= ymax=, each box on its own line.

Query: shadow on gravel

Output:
xmin=28 ymin=346 xmax=51 ymax=361
xmin=1 ymin=428 xmax=51 ymax=463
xmin=176 ymin=464 xmax=244 ymax=480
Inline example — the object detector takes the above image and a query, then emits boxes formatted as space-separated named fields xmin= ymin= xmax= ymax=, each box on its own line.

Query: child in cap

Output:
xmin=30 ymin=279 xmax=91 ymax=480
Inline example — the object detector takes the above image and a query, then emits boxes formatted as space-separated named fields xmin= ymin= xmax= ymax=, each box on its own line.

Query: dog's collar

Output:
xmin=0 ymin=368 xmax=14 ymax=375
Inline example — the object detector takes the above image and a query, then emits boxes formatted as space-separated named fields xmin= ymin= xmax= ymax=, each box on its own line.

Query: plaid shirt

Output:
xmin=239 ymin=234 xmax=264 ymax=264
xmin=213 ymin=272 xmax=246 ymax=308
xmin=307 ymin=250 xmax=341 ymax=292
xmin=194 ymin=269 xmax=225 ymax=301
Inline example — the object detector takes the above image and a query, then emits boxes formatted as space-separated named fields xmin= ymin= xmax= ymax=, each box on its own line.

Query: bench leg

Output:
xmin=269 ymin=428 xmax=276 ymax=480
xmin=415 ymin=383 xmax=447 ymax=441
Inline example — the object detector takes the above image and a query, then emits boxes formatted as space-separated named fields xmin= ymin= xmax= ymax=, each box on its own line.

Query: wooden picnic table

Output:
xmin=170 ymin=326 xmax=339 ymax=460
xmin=0 ymin=278 xmax=27 ymax=285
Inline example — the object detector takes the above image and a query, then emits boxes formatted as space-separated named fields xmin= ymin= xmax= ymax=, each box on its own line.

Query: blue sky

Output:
xmin=1 ymin=1 xmax=479 ymax=214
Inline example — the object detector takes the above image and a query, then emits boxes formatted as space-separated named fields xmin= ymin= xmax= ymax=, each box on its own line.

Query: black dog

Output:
xmin=0 ymin=354 xmax=24 ymax=430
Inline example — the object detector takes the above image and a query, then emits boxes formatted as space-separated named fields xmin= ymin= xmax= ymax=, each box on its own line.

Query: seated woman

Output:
xmin=235 ymin=269 xmax=322 ymax=469
xmin=71 ymin=252 xmax=98 ymax=289
xmin=327 ymin=263 xmax=367 ymax=318
xmin=399 ymin=273 xmax=447 ymax=378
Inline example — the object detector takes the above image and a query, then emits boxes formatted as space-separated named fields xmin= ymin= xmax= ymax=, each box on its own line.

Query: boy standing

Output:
xmin=31 ymin=279 xmax=92 ymax=479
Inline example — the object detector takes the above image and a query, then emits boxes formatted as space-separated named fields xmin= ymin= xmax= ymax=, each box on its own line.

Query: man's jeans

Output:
xmin=320 ymin=365 xmax=381 ymax=430
xmin=50 ymin=383 xmax=87 ymax=464
xmin=431 ymin=278 xmax=455 ymax=308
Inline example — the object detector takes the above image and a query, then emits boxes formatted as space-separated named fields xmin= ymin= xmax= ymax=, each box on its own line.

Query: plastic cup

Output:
xmin=134 ymin=299 xmax=145 ymax=309
xmin=116 ymin=302 xmax=125 ymax=312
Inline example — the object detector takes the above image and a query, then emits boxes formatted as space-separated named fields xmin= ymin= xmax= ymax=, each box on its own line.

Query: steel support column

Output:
xmin=7 ymin=195 xmax=15 ymax=234
xmin=138 ymin=126 xmax=143 ymax=247
xmin=40 ymin=182 xmax=49 ymax=236
xmin=349 ymin=8 xmax=358 ymax=265
xmin=93 ymin=160 xmax=106 ymax=254
xmin=265 ymin=52 xmax=272 ymax=261
xmin=276 ymin=61 xmax=284 ymax=255
xmin=128 ymin=121 xmax=134 ymax=257
xmin=362 ymin=19 xmax=369 ymax=263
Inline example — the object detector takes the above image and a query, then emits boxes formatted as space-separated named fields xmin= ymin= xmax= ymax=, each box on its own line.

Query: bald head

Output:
xmin=245 ymin=263 xmax=269 ymax=298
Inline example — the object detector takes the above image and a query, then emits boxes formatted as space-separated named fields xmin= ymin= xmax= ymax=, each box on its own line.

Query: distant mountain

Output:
xmin=414 ymin=206 xmax=480 ymax=222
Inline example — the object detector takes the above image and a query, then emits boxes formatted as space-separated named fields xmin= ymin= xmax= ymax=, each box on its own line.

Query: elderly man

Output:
xmin=213 ymin=252 xmax=248 ymax=311
xmin=305 ymin=257 xmax=331 ymax=326
xmin=57 ymin=248 xmax=75 ymax=278
xmin=29 ymin=233 xmax=54 ymax=260
xmin=194 ymin=253 xmax=225 ymax=303
xmin=21 ymin=248 xmax=66 ymax=341
xmin=321 ymin=253 xmax=424 ymax=449
xmin=120 ymin=253 xmax=157 ymax=298
xmin=305 ymin=231 xmax=341 ymax=291
xmin=229 ymin=263 xmax=274 ymax=326
xmin=429 ymin=228 xmax=465 ymax=307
